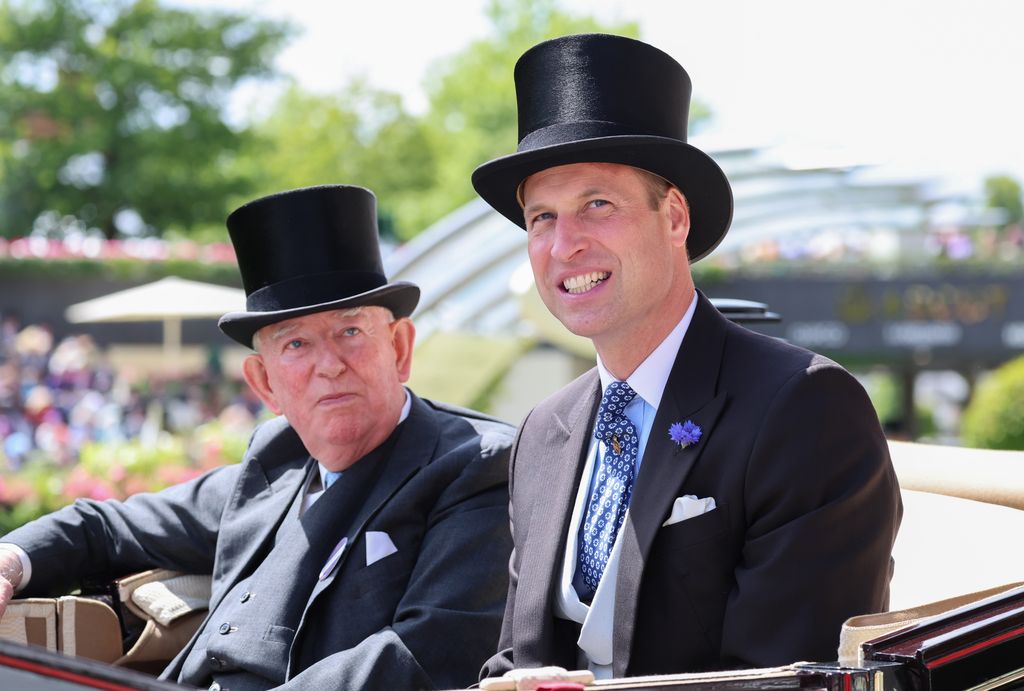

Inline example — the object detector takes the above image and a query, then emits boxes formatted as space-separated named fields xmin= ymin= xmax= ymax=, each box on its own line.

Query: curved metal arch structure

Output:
xmin=386 ymin=145 xmax=939 ymax=345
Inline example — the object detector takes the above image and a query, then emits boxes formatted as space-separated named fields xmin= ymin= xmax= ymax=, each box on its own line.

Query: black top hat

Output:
xmin=217 ymin=185 xmax=420 ymax=348
xmin=472 ymin=33 xmax=733 ymax=262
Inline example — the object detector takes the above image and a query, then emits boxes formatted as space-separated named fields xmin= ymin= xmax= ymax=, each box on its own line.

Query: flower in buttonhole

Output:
xmin=668 ymin=420 xmax=702 ymax=449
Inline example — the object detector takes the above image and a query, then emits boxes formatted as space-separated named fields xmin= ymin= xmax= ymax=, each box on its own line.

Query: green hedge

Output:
xmin=0 ymin=257 xmax=241 ymax=286
xmin=961 ymin=355 xmax=1024 ymax=450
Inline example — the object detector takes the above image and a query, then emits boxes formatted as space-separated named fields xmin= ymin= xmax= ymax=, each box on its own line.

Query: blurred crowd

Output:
xmin=712 ymin=223 xmax=1024 ymax=271
xmin=0 ymin=313 xmax=262 ymax=469
xmin=926 ymin=224 xmax=1024 ymax=263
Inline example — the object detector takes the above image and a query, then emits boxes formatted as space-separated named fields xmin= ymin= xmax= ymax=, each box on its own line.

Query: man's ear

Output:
xmin=390 ymin=318 xmax=416 ymax=383
xmin=242 ymin=354 xmax=283 ymax=415
xmin=665 ymin=187 xmax=691 ymax=250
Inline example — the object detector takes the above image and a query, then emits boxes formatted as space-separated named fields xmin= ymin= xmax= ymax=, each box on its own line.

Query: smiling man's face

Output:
xmin=522 ymin=162 xmax=693 ymax=376
xmin=243 ymin=306 xmax=414 ymax=470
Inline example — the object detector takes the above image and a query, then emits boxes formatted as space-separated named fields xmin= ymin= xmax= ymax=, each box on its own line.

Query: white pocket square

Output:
xmin=365 ymin=531 xmax=398 ymax=566
xmin=662 ymin=495 xmax=717 ymax=527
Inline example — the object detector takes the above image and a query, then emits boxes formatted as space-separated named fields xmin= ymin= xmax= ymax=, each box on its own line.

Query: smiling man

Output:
xmin=0 ymin=185 xmax=514 ymax=690
xmin=473 ymin=34 xmax=902 ymax=680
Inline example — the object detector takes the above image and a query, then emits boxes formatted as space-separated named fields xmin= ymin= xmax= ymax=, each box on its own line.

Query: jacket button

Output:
xmin=240 ymin=591 xmax=251 ymax=603
xmin=218 ymin=622 xmax=231 ymax=635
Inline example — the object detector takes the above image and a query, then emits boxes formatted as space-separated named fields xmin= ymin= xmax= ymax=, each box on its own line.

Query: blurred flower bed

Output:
xmin=0 ymin=418 xmax=253 ymax=534
xmin=0 ymin=312 xmax=264 ymax=532
xmin=0 ymin=236 xmax=241 ymax=285
xmin=0 ymin=236 xmax=237 ymax=265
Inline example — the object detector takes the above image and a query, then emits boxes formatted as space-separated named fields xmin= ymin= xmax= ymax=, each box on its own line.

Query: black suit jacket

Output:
xmin=482 ymin=293 xmax=902 ymax=678
xmin=7 ymin=393 xmax=514 ymax=690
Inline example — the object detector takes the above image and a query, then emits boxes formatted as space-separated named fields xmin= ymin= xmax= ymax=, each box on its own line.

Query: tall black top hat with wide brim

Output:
xmin=217 ymin=185 xmax=419 ymax=348
xmin=472 ymin=33 xmax=733 ymax=262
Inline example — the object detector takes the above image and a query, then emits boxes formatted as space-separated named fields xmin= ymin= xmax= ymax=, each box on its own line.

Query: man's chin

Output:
xmin=552 ymin=312 xmax=608 ymax=340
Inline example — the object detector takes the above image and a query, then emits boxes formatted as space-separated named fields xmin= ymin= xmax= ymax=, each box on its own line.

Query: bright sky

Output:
xmin=176 ymin=0 xmax=1024 ymax=198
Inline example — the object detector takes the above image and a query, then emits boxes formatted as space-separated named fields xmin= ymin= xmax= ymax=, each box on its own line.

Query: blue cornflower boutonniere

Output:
xmin=668 ymin=420 xmax=702 ymax=449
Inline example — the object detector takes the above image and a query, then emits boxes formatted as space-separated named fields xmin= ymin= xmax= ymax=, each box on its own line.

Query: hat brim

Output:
xmin=218 ymin=282 xmax=420 ymax=349
xmin=471 ymin=135 xmax=733 ymax=262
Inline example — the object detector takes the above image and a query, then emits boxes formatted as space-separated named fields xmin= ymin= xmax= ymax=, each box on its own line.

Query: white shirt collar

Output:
xmin=596 ymin=292 xmax=697 ymax=409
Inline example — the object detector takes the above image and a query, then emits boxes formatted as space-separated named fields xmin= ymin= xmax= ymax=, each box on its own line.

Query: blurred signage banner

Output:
xmin=705 ymin=274 xmax=1024 ymax=367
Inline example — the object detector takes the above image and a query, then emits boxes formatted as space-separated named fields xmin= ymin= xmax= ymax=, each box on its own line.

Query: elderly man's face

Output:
xmin=242 ymin=306 xmax=414 ymax=471
xmin=521 ymin=162 xmax=692 ymax=376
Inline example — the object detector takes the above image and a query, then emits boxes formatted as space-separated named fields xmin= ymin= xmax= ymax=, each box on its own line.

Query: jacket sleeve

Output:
xmin=720 ymin=362 xmax=902 ymax=667
xmin=2 ymin=463 xmax=239 ymax=596
xmin=479 ymin=417 xmax=530 ymax=681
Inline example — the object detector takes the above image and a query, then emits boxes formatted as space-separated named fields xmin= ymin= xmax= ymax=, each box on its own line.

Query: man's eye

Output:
xmin=589 ymin=199 xmax=609 ymax=209
xmin=530 ymin=211 xmax=554 ymax=226
xmin=285 ymin=339 xmax=304 ymax=350
xmin=343 ymin=327 xmax=361 ymax=337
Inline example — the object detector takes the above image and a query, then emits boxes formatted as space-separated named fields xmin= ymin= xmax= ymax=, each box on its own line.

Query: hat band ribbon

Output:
xmin=518 ymin=119 xmax=684 ymax=152
xmin=246 ymin=270 xmax=387 ymax=312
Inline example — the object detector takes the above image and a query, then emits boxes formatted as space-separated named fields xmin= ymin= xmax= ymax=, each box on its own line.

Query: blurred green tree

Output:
xmin=961 ymin=355 xmax=1024 ymax=450
xmin=248 ymin=0 xmax=710 ymax=240
xmin=409 ymin=0 xmax=644 ymax=236
xmin=237 ymin=81 xmax=435 ymax=243
xmin=0 ymin=0 xmax=291 ymax=239
xmin=984 ymin=174 xmax=1023 ymax=228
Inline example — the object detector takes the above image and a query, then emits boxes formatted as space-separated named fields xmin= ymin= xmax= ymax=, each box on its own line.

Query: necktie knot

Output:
xmin=594 ymin=381 xmax=638 ymax=452
xmin=324 ymin=470 xmax=343 ymax=489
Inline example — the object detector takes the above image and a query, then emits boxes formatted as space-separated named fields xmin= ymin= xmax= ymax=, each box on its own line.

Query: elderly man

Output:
xmin=0 ymin=185 xmax=514 ymax=690
xmin=472 ymin=35 xmax=902 ymax=679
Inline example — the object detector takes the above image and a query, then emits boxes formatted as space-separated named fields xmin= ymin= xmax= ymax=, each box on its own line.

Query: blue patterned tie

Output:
xmin=578 ymin=380 xmax=639 ymax=594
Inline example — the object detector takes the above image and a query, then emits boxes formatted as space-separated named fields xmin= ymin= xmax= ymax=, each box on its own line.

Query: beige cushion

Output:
xmin=889 ymin=440 xmax=1024 ymax=510
xmin=0 ymin=569 xmax=212 ymax=672
xmin=0 ymin=599 xmax=57 ymax=650
xmin=120 ymin=571 xmax=211 ymax=627
xmin=891 ymin=490 xmax=1024 ymax=610
xmin=113 ymin=569 xmax=212 ymax=671
xmin=0 ymin=596 xmax=121 ymax=664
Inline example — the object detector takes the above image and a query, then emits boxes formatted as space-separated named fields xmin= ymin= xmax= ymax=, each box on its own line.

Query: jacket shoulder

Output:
xmin=523 ymin=367 xmax=598 ymax=420
xmin=243 ymin=416 xmax=309 ymax=470
xmin=419 ymin=398 xmax=515 ymax=456
xmin=722 ymin=317 xmax=854 ymax=388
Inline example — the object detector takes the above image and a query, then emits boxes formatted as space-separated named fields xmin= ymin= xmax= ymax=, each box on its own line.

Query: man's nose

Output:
xmin=315 ymin=342 xmax=347 ymax=377
xmin=549 ymin=215 xmax=587 ymax=262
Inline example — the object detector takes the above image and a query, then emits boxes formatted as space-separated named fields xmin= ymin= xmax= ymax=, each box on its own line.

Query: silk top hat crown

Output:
xmin=218 ymin=185 xmax=419 ymax=348
xmin=472 ymin=33 xmax=733 ymax=262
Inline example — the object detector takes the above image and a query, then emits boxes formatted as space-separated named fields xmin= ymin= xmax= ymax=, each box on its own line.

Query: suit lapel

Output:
xmin=304 ymin=392 xmax=438 ymax=603
xmin=613 ymin=293 xmax=730 ymax=675
xmin=170 ymin=420 xmax=312 ymax=678
xmin=212 ymin=443 xmax=311 ymax=613
xmin=514 ymin=372 xmax=601 ymax=666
